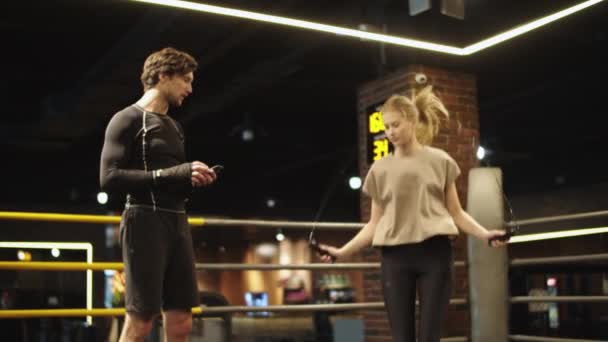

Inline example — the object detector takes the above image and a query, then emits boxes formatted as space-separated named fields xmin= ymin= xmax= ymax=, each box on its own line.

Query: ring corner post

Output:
xmin=466 ymin=167 xmax=509 ymax=342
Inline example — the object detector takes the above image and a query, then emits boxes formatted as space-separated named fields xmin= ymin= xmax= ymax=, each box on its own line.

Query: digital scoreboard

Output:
xmin=366 ymin=104 xmax=392 ymax=164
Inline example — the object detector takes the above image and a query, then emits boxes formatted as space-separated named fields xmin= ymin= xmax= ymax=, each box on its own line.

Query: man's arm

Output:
xmin=99 ymin=112 xmax=191 ymax=193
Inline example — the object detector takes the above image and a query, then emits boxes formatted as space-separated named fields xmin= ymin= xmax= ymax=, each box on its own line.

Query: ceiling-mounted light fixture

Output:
xmin=441 ymin=0 xmax=465 ymax=20
xmin=408 ymin=0 xmax=431 ymax=16
xmin=129 ymin=0 xmax=605 ymax=55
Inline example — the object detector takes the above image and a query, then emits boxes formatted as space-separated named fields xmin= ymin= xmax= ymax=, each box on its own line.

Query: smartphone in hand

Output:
xmin=211 ymin=164 xmax=224 ymax=175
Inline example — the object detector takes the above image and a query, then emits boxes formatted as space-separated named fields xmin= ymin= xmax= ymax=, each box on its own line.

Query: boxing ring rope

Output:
xmin=3 ymin=208 xmax=608 ymax=229
xmin=0 ymin=261 xmax=468 ymax=271
xmin=2 ymin=210 xmax=608 ymax=342
xmin=0 ymin=307 xmax=203 ymax=319
xmin=0 ymin=211 xmax=361 ymax=230
xmin=0 ymin=211 xmax=122 ymax=225
xmin=195 ymin=262 xmax=470 ymax=270
xmin=510 ymin=253 xmax=608 ymax=266
xmin=0 ymin=210 xmax=469 ymax=341
xmin=0 ymin=261 xmax=124 ymax=271
xmin=198 ymin=262 xmax=382 ymax=270
xmin=0 ymin=300 xmax=469 ymax=318
xmin=3 ymin=253 xmax=605 ymax=271
xmin=6 ymin=251 xmax=608 ymax=272
xmin=510 ymin=296 xmax=608 ymax=303
xmin=203 ymin=218 xmax=363 ymax=229
xmin=502 ymin=210 xmax=608 ymax=342
xmin=505 ymin=210 xmax=608 ymax=227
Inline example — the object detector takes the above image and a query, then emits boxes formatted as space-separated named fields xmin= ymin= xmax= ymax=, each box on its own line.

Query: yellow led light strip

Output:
xmin=510 ymin=226 xmax=608 ymax=243
xmin=0 ymin=242 xmax=94 ymax=325
xmin=129 ymin=0 xmax=604 ymax=55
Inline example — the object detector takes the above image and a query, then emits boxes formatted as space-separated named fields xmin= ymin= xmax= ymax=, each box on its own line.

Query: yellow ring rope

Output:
xmin=0 ymin=211 xmax=205 ymax=226
xmin=0 ymin=307 xmax=203 ymax=319
xmin=0 ymin=261 xmax=124 ymax=271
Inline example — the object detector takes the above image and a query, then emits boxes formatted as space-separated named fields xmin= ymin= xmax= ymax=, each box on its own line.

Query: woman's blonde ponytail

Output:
xmin=381 ymin=85 xmax=449 ymax=145
xmin=412 ymin=86 xmax=449 ymax=144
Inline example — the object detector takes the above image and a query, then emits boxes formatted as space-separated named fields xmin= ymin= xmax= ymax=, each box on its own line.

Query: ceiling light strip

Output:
xmin=130 ymin=0 xmax=605 ymax=55
xmin=130 ymin=0 xmax=464 ymax=55
xmin=464 ymin=0 xmax=605 ymax=54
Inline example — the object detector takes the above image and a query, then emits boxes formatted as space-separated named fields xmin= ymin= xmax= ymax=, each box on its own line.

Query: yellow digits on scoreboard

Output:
xmin=368 ymin=112 xmax=384 ymax=134
xmin=373 ymin=139 xmax=389 ymax=161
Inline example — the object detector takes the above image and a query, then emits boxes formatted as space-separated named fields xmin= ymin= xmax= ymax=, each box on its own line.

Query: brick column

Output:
xmin=356 ymin=65 xmax=480 ymax=341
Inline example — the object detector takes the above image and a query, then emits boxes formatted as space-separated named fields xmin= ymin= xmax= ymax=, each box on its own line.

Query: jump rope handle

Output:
xmin=487 ymin=230 xmax=513 ymax=246
xmin=309 ymin=237 xmax=337 ymax=263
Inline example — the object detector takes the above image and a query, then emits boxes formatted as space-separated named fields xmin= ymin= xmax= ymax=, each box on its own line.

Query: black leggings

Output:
xmin=380 ymin=235 xmax=454 ymax=342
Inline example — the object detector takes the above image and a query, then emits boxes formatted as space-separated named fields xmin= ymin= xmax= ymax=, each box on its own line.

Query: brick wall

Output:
xmin=356 ymin=65 xmax=480 ymax=340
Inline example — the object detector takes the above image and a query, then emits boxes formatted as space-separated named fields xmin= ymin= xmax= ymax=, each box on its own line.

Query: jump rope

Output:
xmin=305 ymin=146 xmax=520 ymax=262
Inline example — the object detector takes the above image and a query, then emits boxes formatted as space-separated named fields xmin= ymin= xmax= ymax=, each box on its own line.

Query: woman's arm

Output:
xmin=445 ymin=182 xmax=507 ymax=246
xmin=340 ymin=199 xmax=384 ymax=257
xmin=319 ymin=199 xmax=384 ymax=262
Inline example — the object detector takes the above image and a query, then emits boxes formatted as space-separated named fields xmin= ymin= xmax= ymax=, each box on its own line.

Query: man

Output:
xmin=100 ymin=47 xmax=216 ymax=342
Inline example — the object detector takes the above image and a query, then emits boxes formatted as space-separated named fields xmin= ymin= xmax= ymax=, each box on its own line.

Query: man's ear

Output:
xmin=158 ymin=72 xmax=171 ymax=83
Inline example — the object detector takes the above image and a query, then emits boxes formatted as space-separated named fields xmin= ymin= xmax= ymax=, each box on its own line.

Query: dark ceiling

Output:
xmin=1 ymin=0 xmax=607 ymax=221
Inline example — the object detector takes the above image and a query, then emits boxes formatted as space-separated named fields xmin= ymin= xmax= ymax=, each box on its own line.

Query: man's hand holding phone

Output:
xmin=191 ymin=162 xmax=223 ymax=187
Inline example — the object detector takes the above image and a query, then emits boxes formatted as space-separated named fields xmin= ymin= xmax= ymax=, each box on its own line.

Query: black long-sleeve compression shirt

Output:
xmin=99 ymin=104 xmax=192 ymax=209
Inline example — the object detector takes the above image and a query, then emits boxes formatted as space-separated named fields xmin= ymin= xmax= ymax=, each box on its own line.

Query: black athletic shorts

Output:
xmin=119 ymin=205 xmax=199 ymax=317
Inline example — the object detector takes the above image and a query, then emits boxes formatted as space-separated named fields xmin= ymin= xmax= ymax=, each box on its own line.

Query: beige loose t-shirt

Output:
xmin=363 ymin=146 xmax=461 ymax=246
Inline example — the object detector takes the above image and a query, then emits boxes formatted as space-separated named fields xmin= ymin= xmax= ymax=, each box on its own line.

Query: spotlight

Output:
xmin=241 ymin=129 xmax=254 ymax=142
xmin=231 ymin=113 xmax=266 ymax=143
xmin=51 ymin=248 xmax=60 ymax=258
xmin=349 ymin=176 xmax=362 ymax=190
xmin=17 ymin=250 xmax=31 ymax=261
xmin=97 ymin=192 xmax=108 ymax=205
xmin=476 ymin=146 xmax=486 ymax=160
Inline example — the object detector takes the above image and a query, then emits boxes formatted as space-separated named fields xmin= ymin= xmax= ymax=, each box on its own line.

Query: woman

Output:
xmin=318 ymin=86 xmax=507 ymax=342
